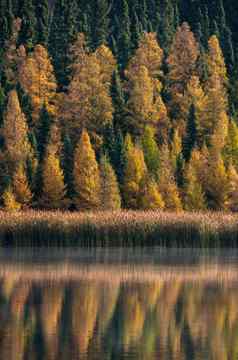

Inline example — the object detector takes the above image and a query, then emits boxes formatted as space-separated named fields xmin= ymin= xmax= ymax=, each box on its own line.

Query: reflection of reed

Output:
xmin=0 ymin=263 xmax=238 ymax=284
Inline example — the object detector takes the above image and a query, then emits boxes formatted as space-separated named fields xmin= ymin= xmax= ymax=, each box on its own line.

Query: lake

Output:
xmin=0 ymin=247 xmax=237 ymax=359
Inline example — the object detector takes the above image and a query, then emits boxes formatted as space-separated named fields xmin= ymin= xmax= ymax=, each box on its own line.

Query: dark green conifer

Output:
xmin=36 ymin=105 xmax=52 ymax=163
xmin=111 ymin=70 xmax=126 ymax=131
xmin=18 ymin=0 xmax=36 ymax=48
xmin=34 ymin=0 xmax=49 ymax=45
xmin=117 ymin=0 xmax=131 ymax=67
xmin=62 ymin=132 xmax=74 ymax=198
xmin=92 ymin=0 xmax=110 ymax=49
xmin=182 ymin=104 xmax=197 ymax=162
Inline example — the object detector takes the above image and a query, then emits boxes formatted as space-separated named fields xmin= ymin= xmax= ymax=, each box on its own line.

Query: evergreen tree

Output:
xmin=0 ymin=86 xmax=6 ymax=127
xmin=103 ymin=126 xmax=126 ymax=185
xmin=117 ymin=0 xmax=131 ymax=67
xmin=182 ymin=104 xmax=197 ymax=162
xmin=158 ymin=0 xmax=177 ymax=53
xmin=100 ymin=155 xmax=121 ymax=210
xmin=92 ymin=0 xmax=110 ymax=49
xmin=49 ymin=0 xmax=78 ymax=89
xmin=2 ymin=17 xmax=22 ymax=89
xmin=18 ymin=0 xmax=36 ymax=49
xmin=34 ymin=0 xmax=49 ymax=46
xmin=62 ymin=132 xmax=74 ymax=199
xmin=73 ymin=130 xmax=101 ymax=210
xmin=36 ymin=105 xmax=52 ymax=163
xmin=130 ymin=11 xmax=142 ymax=51
xmin=111 ymin=70 xmax=127 ymax=131
xmin=0 ymin=0 xmax=14 ymax=49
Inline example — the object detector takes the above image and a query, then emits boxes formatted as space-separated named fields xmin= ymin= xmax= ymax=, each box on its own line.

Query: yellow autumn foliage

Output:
xmin=18 ymin=44 xmax=57 ymax=122
xmin=12 ymin=163 xmax=32 ymax=208
xmin=73 ymin=130 xmax=101 ymax=210
xmin=140 ymin=178 xmax=165 ymax=210
xmin=41 ymin=151 xmax=66 ymax=209
xmin=3 ymin=90 xmax=32 ymax=169
xmin=2 ymin=186 xmax=21 ymax=211
xmin=123 ymin=142 xmax=147 ymax=209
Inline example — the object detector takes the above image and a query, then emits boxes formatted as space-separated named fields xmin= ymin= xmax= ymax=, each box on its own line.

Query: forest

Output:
xmin=1 ymin=0 xmax=238 ymax=212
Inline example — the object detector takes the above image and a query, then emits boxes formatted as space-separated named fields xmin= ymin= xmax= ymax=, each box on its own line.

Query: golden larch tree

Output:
xmin=140 ymin=177 xmax=165 ymax=210
xmin=199 ymin=35 xmax=229 ymax=147
xmin=167 ymin=22 xmax=199 ymax=91
xmin=12 ymin=163 xmax=32 ymax=208
xmin=63 ymin=34 xmax=113 ymax=144
xmin=41 ymin=149 xmax=66 ymax=210
xmin=186 ymin=76 xmax=206 ymax=145
xmin=206 ymin=35 xmax=228 ymax=91
xmin=2 ymin=90 xmax=32 ymax=170
xmin=2 ymin=186 xmax=21 ymax=211
xmin=73 ymin=129 xmax=101 ymax=210
xmin=158 ymin=144 xmax=182 ymax=212
xmin=126 ymin=33 xmax=168 ymax=138
xmin=224 ymin=120 xmax=238 ymax=169
xmin=127 ymin=32 xmax=163 ymax=79
xmin=95 ymin=45 xmax=117 ymax=86
xmin=170 ymin=129 xmax=182 ymax=172
xmin=205 ymin=147 xmax=229 ymax=210
xmin=100 ymin=155 xmax=121 ymax=210
xmin=123 ymin=141 xmax=147 ymax=209
xmin=167 ymin=22 xmax=199 ymax=126
xmin=18 ymin=44 xmax=57 ymax=122
xmin=184 ymin=161 xmax=206 ymax=211
xmin=126 ymin=65 xmax=168 ymax=137
xmin=201 ymin=80 xmax=229 ymax=147
xmin=227 ymin=163 xmax=238 ymax=212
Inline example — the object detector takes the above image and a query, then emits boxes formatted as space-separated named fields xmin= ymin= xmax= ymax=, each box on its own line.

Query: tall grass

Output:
xmin=0 ymin=210 xmax=238 ymax=247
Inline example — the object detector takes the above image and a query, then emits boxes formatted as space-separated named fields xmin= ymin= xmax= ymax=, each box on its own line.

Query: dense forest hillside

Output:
xmin=0 ymin=0 xmax=238 ymax=212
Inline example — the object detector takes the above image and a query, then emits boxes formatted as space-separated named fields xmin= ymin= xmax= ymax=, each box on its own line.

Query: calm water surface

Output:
xmin=0 ymin=247 xmax=237 ymax=360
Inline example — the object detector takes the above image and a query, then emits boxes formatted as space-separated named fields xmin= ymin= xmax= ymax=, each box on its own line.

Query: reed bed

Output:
xmin=0 ymin=210 xmax=238 ymax=247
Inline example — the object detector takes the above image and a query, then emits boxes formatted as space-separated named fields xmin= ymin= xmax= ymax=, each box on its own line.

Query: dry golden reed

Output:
xmin=0 ymin=210 xmax=238 ymax=247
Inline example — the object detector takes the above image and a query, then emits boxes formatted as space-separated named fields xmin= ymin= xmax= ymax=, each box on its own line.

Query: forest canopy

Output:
xmin=0 ymin=0 xmax=238 ymax=212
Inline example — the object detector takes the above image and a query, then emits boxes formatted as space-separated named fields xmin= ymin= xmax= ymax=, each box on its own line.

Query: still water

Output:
xmin=0 ymin=247 xmax=237 ymax=360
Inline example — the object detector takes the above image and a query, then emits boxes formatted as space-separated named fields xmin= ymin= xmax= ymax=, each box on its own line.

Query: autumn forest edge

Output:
xmin=1 ymin=0 xmax=238 ymax=212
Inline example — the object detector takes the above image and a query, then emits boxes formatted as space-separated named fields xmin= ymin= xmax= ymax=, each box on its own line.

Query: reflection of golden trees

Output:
xmin=120 ymin=285 xmax=145 ymax=348
xmin=71 ymin=282 xmax=99 ymax=355
xmin=0 ymin=275 xmax=238 ymax=359
xmin=41 ymin=285 xmax=64 ymax=360
xmin=97 ymin=283 xmax=119 ymax=334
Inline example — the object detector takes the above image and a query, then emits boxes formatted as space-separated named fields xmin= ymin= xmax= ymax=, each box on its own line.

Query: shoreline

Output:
xmin=0 ymin=210 xmax=238 ymax=247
